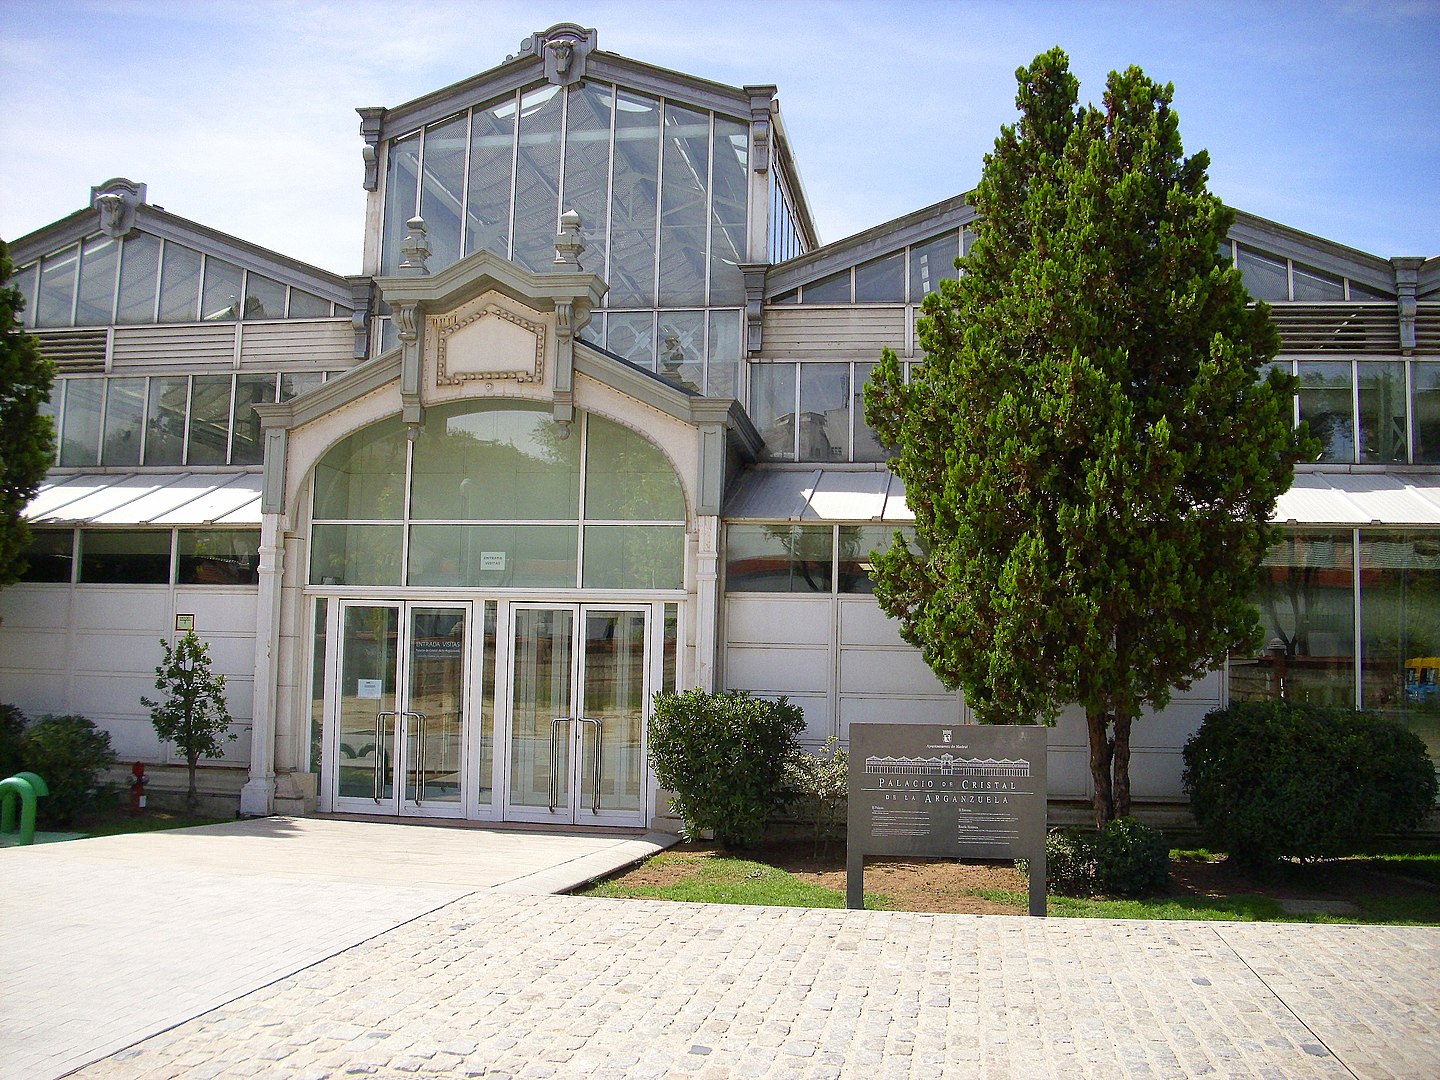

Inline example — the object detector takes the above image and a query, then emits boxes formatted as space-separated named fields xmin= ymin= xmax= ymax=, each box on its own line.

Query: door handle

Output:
xmin=549 ymin=717 xmax=571 ymax=811
xmin=406 ymin=711 xmax=428 ymax=805
xmin=373 ymin=711 xmax=396 ymax=803
xmin=578 ymin=717 xmax=602 ymax=813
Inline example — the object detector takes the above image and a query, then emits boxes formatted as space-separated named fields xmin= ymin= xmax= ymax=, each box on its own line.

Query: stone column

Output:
xmin=239 ymin=511 xmax=285 ymax=816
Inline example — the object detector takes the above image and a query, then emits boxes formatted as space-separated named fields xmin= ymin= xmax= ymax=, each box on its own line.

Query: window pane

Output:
xmin=407 ymin=524 xmax=576 ymax=588
xmin=801 ymin=270 xmax=850 ymax=304
xmin=144 ymin=375 xmax=189 ymax=465
xmin=563 ymin=82 xmax=613 ymax=278
xmin=608 ymin=90 xmax=660 ymax=307
xmin=178 ymin=529 xmax=260 ymax=584
xmin=12 ymin=262 xmax=37 ymax=326
xmin=313 ymin=415 xmax=408 ymax=520
xmin=409 ymin=402 xmax=578 ymax=521
xmin=1348 ymin=280 xmax=1391 ymax=301
xmin=310 ymin=597 xmax=328 ymax=776
xmin=1231 ymin=531 xmax=1355 ymax=707
xmin=855 ymin=251 xmax=905 ymax=303
xmin=910 ymin=232 xmax=959 ymax=301
xmin=605 ymin=312 xmax=654 ymax=369
xmin=244 ymin=272 xmax=287 ymax=319
xmin=799 ymin=362 xmax=850 ymax=461
xmin=59 ymin=378 xmax=103 ymax=467
xmin=1292 ymin=263 xmax=1345 ymax=301
xmin=36 ymin=245 xmax=79 ymax=327
xmin=79 ymin=530 xmax=171 ymax=584
xmin=76 ymin=235 xmax=119 ymax=325
xmin=310 ymin=524 xmax=402 ymax=586
xmin=420 ymin=112 xmax=468 ymax=271
xmin=187 ymin=374 xmax=232 ymax=465
xmin=710 ymin=117 xmax=748 ymax=305
xmin=1414 ymin=362 xmax=1440 ymax=464
xmin=1360 ymin=532 xmax=1440 ymax=770
xmin=157 ymin=242 xmax=202 ymax=322
xmin=1237 ymin=246 xmax=1288 ymax=301
xmin=751 ymin=363 xmax=796 ymax=461
xmin=707 ymin=309 xmax=742 ymax=398
xmin=201 ymin=256 xmax=243 ymax=321
xmin=656 ymin=310 xmax=704 ymax=392
xmin=465 ymin=95 xmax=517 ymax=260
xmin=725 ymin=524 xmax=833 ymax=592
xmin=586 ymin=414 xmax=685 ymax=520
xmin=1298 ymin=361 xmax=1353 ymax=462
xmin=512 ymin=84 xmax=564 ymax=273
xmin=853 ymin=361 xmax=887 ymax=462
xmin=381 ymin=131 xmax=421 ymax=276
xmin=658 ymin=103 xmax=709 ymax=307
xmin=1356 ymin=362 xmax=1407 ymax=464
xmin=583 ymin=525 xmax=684 ymax=589
xmin=19 ymin=530 xmax=73 ymax=583
xmin=101 ymin=377 xmax=146 ymax=467
xmin=288 ymin=288 xmax=330 ymax=318
xmin=231 ymin=373 xmax=277 ymax=465
xmin=839 ymin=524 xmax=910 ymax=594
xmin=116 ymin=233 xmax=161 ymax=323
xmin=279 ymin=372 xmax=323 ymax=401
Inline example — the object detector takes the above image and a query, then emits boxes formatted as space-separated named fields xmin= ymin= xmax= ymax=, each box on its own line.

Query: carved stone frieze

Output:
xmin=431 ymin=299 xmax=547 ymax=387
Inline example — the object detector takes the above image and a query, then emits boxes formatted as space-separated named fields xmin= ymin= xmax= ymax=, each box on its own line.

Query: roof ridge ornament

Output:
xmin=520 ymin=23 xmax=596 ymax=87
xmin=90 ymin=178 xmax=146 ymax=239
xmin=554 ymin=209 xmax=585 ymax=268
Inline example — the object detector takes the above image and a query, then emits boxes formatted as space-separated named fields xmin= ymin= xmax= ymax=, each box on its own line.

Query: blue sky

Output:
xmin=2 ymin=0 xmax=1436 ymax=274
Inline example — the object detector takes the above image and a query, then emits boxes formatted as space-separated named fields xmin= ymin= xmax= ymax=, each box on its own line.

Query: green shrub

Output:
xmin=22 ymin=714 xmax=118 ymax=826
xmin=1038 ymin=827 xmax=1100 ymax=896
xmin=1183 ymin=700 xmax=1438 ymax=871
xmin=648 ymin=688 xmax=804 ymax=848
xmin=0 ymin=702 xmax=26 ymax=780
xmin=784 ymin=736 xmax=849 ymax=855
xmin=1095 ymin=817 xmax=1170 ymax=896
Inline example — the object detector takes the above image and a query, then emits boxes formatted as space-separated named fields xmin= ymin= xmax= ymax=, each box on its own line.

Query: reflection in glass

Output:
xmin=178 ymin=528 xmax=260 ymax=584
xmin=706 ymin=309 xmax=741 ymax=397
xmin=309 ymin=597 xmax=327 ymax=778
xmin=659 ymin=103 xmax=710 ymax=307
xmin=513 ymin=85 xmax=564 ymax=273
xmin=609 ymin=90 xmax=660 ymax=307
xmin=1237 ymin=246 xmax=1288 ymax=301
xmin=477 ymin=600 xmax=497 ymax=802
xmin=337 ymin=605 xmax=398 ymax=799
xmin=36 ymin=246 xmax=78 ymax=327
xmin=144 ymin=376 xmax=188 ymax=465
xmin=910 ymin=232 xmax=959 ymax=301
xmin=656 ymin=311 xmax=704 ymax=392
xmin=279 ymin=372 xmax=323 ymax=401
xmin=855 ymin=251 xmax=905 ymax=303
xmin=564 ymin=82 xmax=613 ymax=278
xmin=420 ymin=113 xmax=468 ymax=270
xmin=725 ymin=524 xmax=834 ymax=592
xmin=288 ymin=289 xmax=331 ymax=319
xmin=406 ymin=607 xmax=466 ymax=806
xmin=799 ymin=362 xmax=850 ymax=460
xmin=1292 ymin=263 xmax=1345 ymax=301
xmin=606 ymin=312 xmax=655 ymax=369
xmin=381 ymin=133 xmax=421 ymax=276
xmin=116 ymin=233 xmax=162 ymax=323
xmin=231 ymin=373 xmax=277 ymax=465
xmin=586 ymin=415 xmax=685 ymax=521
xmin=510 ymin=607 xmax=573 ymax=809
xmin=802 ymin=270 xmax=850 ymax=304
xmin=581 ymin=609 xmax=646 ymax=812
xmin=310 ymin=524 xmax=402 ymax=586
xmin=100 ymin=377 xmax=146 ymax=467
xmin=79 ymin=530 xmax=171 ymax=584
xmin=76 ymin=235 xmax=119 ymax=325
xmin=60 ymin=378 xmax=103 ymax=467
xmin=245 ymin=272 xmax=286 ymax=319
xmin=1232 ymin=531 xmax=1355 ymax=706
xmin=1357 ymin=362 xmax=1406 ymax=464
xmin=158 ymin=242 xmax=202 ymax=322
xmin=710 ymin=118 xmax=748 ymax=305
xmin=1299 ymin=361 xmax=1353 ymax=462
xmin=407 ymin=524 xmax=578 ymax=588
xmin=187 ymin=374 xmax=232 ymax=466
xmin=852 ymin=361 xmax=888 ymax=462
xmin=465 ymin=95 xmax=518 ymax=259
xmin=662 ymin=603 xmax=678 ymax=694
xmin=583 ymin=525 xmax=685 ymax=589
xmin=839 ymin=524 xmax=909 ymax=594
xmin=751 ymin=364 xmax=797 ymax=461
xmin=201 ymin=257 xmax=243 ymax=321
xmin=12 ymin=262 xmax=37 ymax=326
xmin=313 ymin=416 xmax=407 ymax=520
xmin=1414 ymin=362 xmax=1440 ymax=464
xmin=18 ymin=530 xmax=74 ymax=584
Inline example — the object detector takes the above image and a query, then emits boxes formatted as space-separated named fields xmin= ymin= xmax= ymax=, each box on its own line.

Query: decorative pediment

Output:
xmin=431 ymin=299 xmax=546 ymax=386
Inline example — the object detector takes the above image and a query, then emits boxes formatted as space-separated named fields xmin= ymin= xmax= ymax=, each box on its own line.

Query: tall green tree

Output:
xmin=142 ymin=632 xmax=237 ymax=807
xmin=864 ymin=49 xmax=1312 ymax=827
xmin=0 ymin=240 xmax=56 ymax=589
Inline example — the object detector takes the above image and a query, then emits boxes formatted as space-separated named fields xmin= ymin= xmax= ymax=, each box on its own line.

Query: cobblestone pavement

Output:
xmin=69 ymin=892 xmax=1440 ymax=1080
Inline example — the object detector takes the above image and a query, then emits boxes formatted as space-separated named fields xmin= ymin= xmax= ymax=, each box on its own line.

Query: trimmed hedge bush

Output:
xmin=21 ymin=714 xmax=117 ymax=826
xmin=0 ymin=702 xmax=25 ymax=781
xmin=1034 ymin=818 xmax=1170 ymax=897
xmin=648 ymin=689 xmax=804 ymax=848
xmin=1182 ymin=700 xmax=1438 ymax=870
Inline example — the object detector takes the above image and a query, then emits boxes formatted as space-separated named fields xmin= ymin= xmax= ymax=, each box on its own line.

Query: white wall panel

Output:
xmin=74 ymin=588 xmax=170 ymax=630
xmin=0 ymin=629 xmax=69 ymax=672
xmin=839 ymin=694 xmax=962 ymax=738
xmin=1047 ymin=748 xmax=1091 ymax=799
xmin=173 ymin=590 xmax=258 ymax=632
xmin=725 ymin=597 xmax=830 ymax=645
xmin=108 ymin=717 xmax=166 ymax=760
xmin=70 ymin=672 xmax=155 ymax=718
xmin=1128 ymin=750 xmax=1186 ymax=800
xmin=0 ymin=671 xmax=68 ymax=716
xmin=838 ymin=647 xmax=947 ymax=696
xmin=0 ymin=587 xmax=71 ymax=629
xmin=838 ymin=599 xmax=908 ymax=647
xmin=725 ymin=644 xmax=830 ymax=694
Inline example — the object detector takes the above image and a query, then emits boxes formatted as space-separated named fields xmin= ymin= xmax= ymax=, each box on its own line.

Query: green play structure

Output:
xmin=1 ymin=772 xmax=50 ymax=845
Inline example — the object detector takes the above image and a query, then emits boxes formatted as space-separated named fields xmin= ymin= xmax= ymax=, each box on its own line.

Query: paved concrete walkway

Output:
xmin=0 ymin=817 xmax=671 ymax=1079
xmin=3 ymin=820 xmax=1437 ymax=1080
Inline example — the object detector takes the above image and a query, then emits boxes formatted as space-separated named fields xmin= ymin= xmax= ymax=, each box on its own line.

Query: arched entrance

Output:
xmin=308 ymin=402 xmax=687 ymax=826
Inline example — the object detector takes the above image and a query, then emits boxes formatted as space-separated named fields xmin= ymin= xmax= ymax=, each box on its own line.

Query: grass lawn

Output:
xmin=577 ymin=843 xmax=1440 ymax=926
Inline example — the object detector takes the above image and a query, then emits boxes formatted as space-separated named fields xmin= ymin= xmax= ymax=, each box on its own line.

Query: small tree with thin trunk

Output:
xmin=864 ymin=48 xmax=1311 ymax=827
xmin=143 ymin=632 xmax=236 ymax=807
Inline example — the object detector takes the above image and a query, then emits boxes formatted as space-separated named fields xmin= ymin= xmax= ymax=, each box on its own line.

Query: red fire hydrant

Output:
xmin=130 ymin=762 xmax=148 ymax=812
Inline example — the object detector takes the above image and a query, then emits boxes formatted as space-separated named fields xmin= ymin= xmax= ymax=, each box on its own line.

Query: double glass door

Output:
xmin=506 ymin=606 xmax=648 ymax=825
xmin=333 ymin=602 xmax=470 ymax=817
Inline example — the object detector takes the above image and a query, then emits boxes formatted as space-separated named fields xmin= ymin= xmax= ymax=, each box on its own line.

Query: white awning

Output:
xmin=725 ymin=467 xmax=1440 ymax=528
xmin=1272 ymin=473 xmax=1440 ymax=527
xmin=25 ymin=473 xmax=263 ymax=526
xmin=725 ymin=468 xmax=914 ymax=522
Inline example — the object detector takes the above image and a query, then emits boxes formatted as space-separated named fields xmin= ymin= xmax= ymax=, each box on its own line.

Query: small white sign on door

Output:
xmin=356 ymin=678 xmax=383 ymax=700
xmin=480 ymin=550 xmax=507 ymax=571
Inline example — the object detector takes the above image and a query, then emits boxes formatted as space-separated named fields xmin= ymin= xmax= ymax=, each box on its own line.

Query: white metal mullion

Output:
xmin=1353 ymin=528 xmax=1363 ymax=709
xmin=506 ymin=89 xmax=522 ymax=261
xmin=576 ymin=413 xmax=589 ymax=589
xmin=195 ymin=253 xmax=207 ymax=322
xmin=400 ymin=436 xmax=415 ymax=587
xmin=67 ymin=243 xmax=81 ymax=325
xmin=1351 ymin=357 xmax=1361 ymax=463
xmin=459 ymin=107 xmax=474 ymax=258
xmin=1405 ymin=360 xmax=1416 ymax=463
xmin=180 ymin=375 xmax=195 ymax=466
xmin=414 ymin=123 xmax=427 ymax=222
xmin=653 ymin=98 xmax=666 ymax=307
xmin=137 ymin=376 xmax=150 ymax=463
xmin=224 ymin=372 xmax=237 ymax=465
xmin=95 ymin=378 xmax=109 ymax=466
xmin=556 ymin=86 xmax=569 ymax=239
xmin=152 ymin=241 xmax=164 ymax=322
xmin=793 ymin=362 xmax=802 ymax=461
xmin=602 ymin=83 xmax=617 ymax=304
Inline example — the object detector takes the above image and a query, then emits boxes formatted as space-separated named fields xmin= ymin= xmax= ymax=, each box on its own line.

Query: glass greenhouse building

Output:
xmin=4 ymin=24 xmax=1437 ymax=825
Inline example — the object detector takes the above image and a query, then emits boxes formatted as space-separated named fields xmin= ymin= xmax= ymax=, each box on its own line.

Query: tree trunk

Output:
xmin=1112 ymin=711 xmax=1133 ymax=820
xmin=1085 ymin=708 xmax=1115 ymax=828
xmin=186 ymin=751 xmax=199 ymax=809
